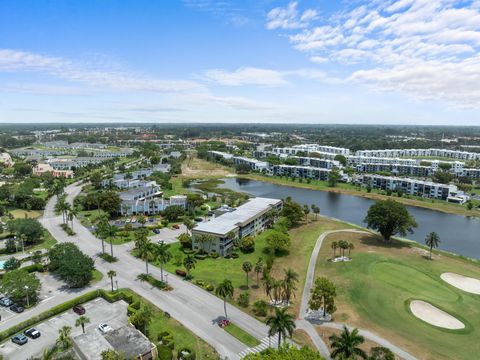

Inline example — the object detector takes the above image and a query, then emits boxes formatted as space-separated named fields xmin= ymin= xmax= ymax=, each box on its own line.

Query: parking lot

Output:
xmin=0 ymin=297 xmax=128 ymax=360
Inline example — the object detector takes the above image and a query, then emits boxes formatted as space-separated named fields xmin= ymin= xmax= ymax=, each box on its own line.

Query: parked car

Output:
xmin=73 ymin=305 xmax=86 ymax=315
xmin=172 ymin=224 xmax=180 ymax=229
xmin=153 ymin=229 xmax=160 ymax=234
xmin=10 ymin=304 xmax=24 ymax=313
xmin=0 ymin=297 xmax=13 ymax=307
xmin=11 ymin=334 xmax=28 ymax=345
xmin=24 ymin=328 xmax=40 ymax=339
xmin=98 ymin=323 xmax=113 ymax=334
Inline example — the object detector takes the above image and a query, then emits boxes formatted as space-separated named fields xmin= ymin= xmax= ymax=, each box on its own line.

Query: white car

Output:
xmin=98 ymin=323 xmax=113 ymax=334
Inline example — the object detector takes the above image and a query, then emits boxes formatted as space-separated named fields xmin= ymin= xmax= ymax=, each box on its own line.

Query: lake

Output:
xmin=219 ymin=177 xmax=480 ymax=259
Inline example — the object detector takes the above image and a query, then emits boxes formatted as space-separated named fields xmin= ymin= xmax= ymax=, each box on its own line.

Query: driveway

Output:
xmin=148 ymin=226 xmax=185 ymax=244
xmin=0 ymin=298 xmax=128 ymax=360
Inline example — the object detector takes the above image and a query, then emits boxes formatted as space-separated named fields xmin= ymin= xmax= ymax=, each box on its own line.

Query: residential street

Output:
xmin=38 ymin=182 xmax=272 ymax=360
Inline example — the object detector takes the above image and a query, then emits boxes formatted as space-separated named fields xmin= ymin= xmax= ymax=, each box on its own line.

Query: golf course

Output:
xmin=315 ymin=231 xmax=480 ymax=360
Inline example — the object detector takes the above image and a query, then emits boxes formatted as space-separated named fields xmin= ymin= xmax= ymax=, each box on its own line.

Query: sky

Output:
xmin=1 ymin=0 xmax=480 ymax=125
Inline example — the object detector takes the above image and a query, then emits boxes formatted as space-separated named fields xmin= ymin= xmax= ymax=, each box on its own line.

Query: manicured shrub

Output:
xmin=210 ymin=252 xmax=219 ymax=259
xmin=176 ymin=269 xmax=187 ymax=277
xmin=205 ymin=284 xmax=214 ymax=292
xmin=99 ymin=253 xmax=118 ymax=262
xmin=194 ymin=254 xmax=208 ymax=260
xmin=237 ymin=291 xmax=250 ymax=308
xmin=182 ymin=249 xmax=195 ymax=255
xmin=177 ymin=348 xmax=195 ymax=360
xmin=253 ymin=299 xmax=268 ymax=317
xmin=230 ymin=253 xmax=239 ymax=259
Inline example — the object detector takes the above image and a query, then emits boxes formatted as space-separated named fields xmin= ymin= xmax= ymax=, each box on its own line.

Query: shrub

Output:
xmin=194 ymin=254 xmax=208 ymax=260
xmin=177 ymin=348 xmax=196 ymax=360
xmin=158 ymin=331 xmax=175 ymax=350
xmin=239 ymin=236 xmax=255 ymax=253
xmin=237 ymin=291 xmax=250 ymax=308
xmin=182 ymin=249 xmax=195 ymax=255
xmin=60 ymin=223 xmax=75 ymax=236
xmin=158 ymin=344 xmax=173 ymax=360
xmin=210 ymin=251 xmax=219 ymax=259
xmin=253 ymin=300 xmax=268 ymax=317
xmin=194 ymin=279 xmax=205 ymax=286
xmin=98 ymin=253 xmax=118 ymax=263
xmin=22 ymin=263 xmax=44 ymax=273
xmin=175 ymin=269 xmax=187 ymax=277
xmin=230 ymin=253 xmax=239 ymax=259
xmin=205 ymin=284 xmax=214 ymax=292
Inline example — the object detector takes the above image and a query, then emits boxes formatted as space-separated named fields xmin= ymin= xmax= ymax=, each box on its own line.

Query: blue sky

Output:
xmin=1 ymin=0 xmax=480 ymax=125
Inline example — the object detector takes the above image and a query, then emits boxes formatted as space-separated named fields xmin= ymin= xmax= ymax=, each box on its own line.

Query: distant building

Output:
xmin=0 ymin=153 xmax=14 ymax=167
xmin=120 ymin=195 xmax=188 ymax=216
xmin=192 ymin=197 xmax=282 ymax=256
xmin=33 ymin=163 xmax=74 ymax=178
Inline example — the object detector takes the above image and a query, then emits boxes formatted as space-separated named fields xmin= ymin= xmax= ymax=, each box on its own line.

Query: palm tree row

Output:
xmin=263 ymin=268 xmax=299 ymax=306
xmin=331 ymin=240 xmax=354 ymax=259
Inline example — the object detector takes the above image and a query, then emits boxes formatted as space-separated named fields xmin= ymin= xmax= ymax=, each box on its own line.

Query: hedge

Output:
xmin=0 ymin=289 xmax=132 ymax=343
xmin=158 ymin=344 xmax=173 ymax=360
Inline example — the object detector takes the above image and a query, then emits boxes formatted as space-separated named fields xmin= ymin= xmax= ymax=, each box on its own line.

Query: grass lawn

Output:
xmin=119 ymin=289 xmax=219 ymax=359
xmin=181 ymin=156 xmax=233 ymax=179
xmin=161 ymin=216 xmax=352 ymax=318
xmin=223 ymin=322 xmax=261 ymax=347
xmin=242 ymin=174 xmax=480 ymax=218
xmin=314 ymin=231 xmax=480 ymax=360
xmin=91 ymin=269 xmax=103 ymax=283
xmin=8 ymin=209 xmax=43 ymax=219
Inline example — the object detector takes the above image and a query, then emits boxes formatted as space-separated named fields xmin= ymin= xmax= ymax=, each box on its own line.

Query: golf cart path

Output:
xmin=297 ymin=228 xmax=418 ymax=360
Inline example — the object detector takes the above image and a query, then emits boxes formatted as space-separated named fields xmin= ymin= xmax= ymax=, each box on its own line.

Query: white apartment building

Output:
xmin=356 ymin=148 xmax=480 ymax=161
xmin=291 ymin=156 xmax=341 ymax=169
xmin=206 ymin=151 xmax=268 ymax=171
xmin=120 ymin=195 xmax=187 ymax=216
xmin=272 ymin=144 xmax=350 ymax=156
xmin=360 ymin=174 xmax=458 ymax=200
xmin=272 ymin=164 xmax=334 ymax=181
xmin=192 ymin=197 xmax=283 ymax=256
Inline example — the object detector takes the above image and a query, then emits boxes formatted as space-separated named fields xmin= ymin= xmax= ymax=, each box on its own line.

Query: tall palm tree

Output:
xmin=329 ymin=326 xmax=367 ymax=359
xmin=254 ymin=259 xmax=264 ymax=287
xmin=96 ymin=216 xmax=110 ymax=254
xmin=156 ymin=241 xmax=172 ymax=282
xmin=348 ymin=243 xmax=354 ymax=257
xmin=425 ymin=232 xmax=440 ymax=260
xmin=331 ymin=241 xmax=338 ymax=258
xmin=137 ymin=237 xmax=153 ymax=274
xmin=263 ymin=272 xmax=274 ymax=302
xmin=40 ymin=346 xmax=57 ymax=360
xmin=105 ymin=223 xmax=118 ymax=257
xmin=56 ymin=326 xmax=72 ymax=350
xmin=283 ymin=268 xmax=299 ymax=305
xmin=107 ymin=270 xmax=117 ymax=292
xmin=242 ymin=261 xmax=253 ymax=287
xmin=183 ymin=255 xmax=197 ymax=276
xmin=75 ymin=315 xmax=90 ymax=334
xmin=215 ymin=279 xmax=234 ymax=319
xmin=266 ymin=308 xmax=296 ymax=348
xmin=68 ymin=207 xmax=79 ymax=230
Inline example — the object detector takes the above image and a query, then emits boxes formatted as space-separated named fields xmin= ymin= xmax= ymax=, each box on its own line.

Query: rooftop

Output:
xmin=193 ymin=197 xmax=281 ymax=236
xmin=104 ymin=325 xmax=155 ymax=359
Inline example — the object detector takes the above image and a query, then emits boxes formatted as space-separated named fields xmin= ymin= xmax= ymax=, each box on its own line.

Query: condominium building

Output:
xmin=119 ymin=184 xmax=161 ymax=202
xmin=271 ymin=144 xmax=350 ymax=156
xmin=360 ymin=174 xmax=458 ymax=200
xmin=291 ymin=156 xmax=341 ymax=169
xmin=33 ymin=163 xmax=74 ymax=178
xmin=48 ymin=157 xmax=107 ymax=170
xmin=192 ymin=197 xmax=283 ymax=256
xmin=272 ymin=164 xmax=333 ymax=181
xmin=355 ymin=148 xmax=480 ymax=161
xmin=120 ymin=195 xmax=187 ymax=216
xmin=206 ymin=151 xmax=269 ymax=171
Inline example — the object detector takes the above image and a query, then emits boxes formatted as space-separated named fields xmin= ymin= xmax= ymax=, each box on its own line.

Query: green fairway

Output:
xmin=316 ymin=232 xmax=480 ymax=360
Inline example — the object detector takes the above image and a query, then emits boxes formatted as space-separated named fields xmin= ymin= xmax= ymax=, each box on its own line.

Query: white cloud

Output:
xmin=266 ymin=0 xmax=480 ymax=107
xmin=203 ymin=67 xmax=288 ymax=86
xmin=0 ymin=82 xmax=86 ymax=95
xmin=266 ymin=1 xmax=318 ymax=30
xmin=0 ymin=49 xmax=202 ymax=93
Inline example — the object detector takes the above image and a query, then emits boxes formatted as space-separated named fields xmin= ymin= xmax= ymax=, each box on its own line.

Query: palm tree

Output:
xmin=266 ymin=308 xmax=296 ymax=348
xmin=107 ymin=270 xmax=117 ymax=292
xmin=137 ymin=237 xmax=153 ymax=274
xmin=68 ymin=207 xmax=79 ymax=230
xmin=283 ymin=268 xmax=299 ymax=305
xmin=56 ymin=326 xmax=72 ymax=350
xmin=263 ymin=272 xmax=274 ymax=302
xmin=156 ymin=241 xmax=172 ymax=282
xmin=331 ymin=241 xmax=338 ymax=259
xmin=40 ymin=346 xmax=57 ymax=360
xmin=75 ymin=315 xmax=90 ymax=334
xmin=339 ymin=240 xmax=349 ymax=258
xmin=215 ymin=279 xmax=234 ymax=319
xmin=183 ymin=255 xmax=197 ymax=276
xmin=254 ymin=258 xmax=264 ymax=287
xmin=348 ymin=243 xmax=354 ymax=257
xmin=329 ymin=326 xmax=367 ymax=359
xmin=96 ymin=216 xmax=110 ymax=254
xmin=105 ymin=223 xmax=118 ymax=257
xmin=303 ymin=204 xmax=310 ymax=221
xmin=425 ymin=232 xmax=440 ymax=260
xmin=242 ymin=261 xmax=253 ymax=287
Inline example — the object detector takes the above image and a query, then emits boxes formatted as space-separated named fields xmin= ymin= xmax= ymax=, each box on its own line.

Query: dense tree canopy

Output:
xmin=7 ymin=218 xmax=44 ymax=245
xmin=364 ymin=200 xmax=417 ymax=241
xmin=48 ymin=243 xmax=95 ymax=288
xmin=0 ymin=269 xmax=41 ymax=305
xmin=280 ymin=197 xmax=304 ymax=228
xmin=244 ymin=344 xmax=323 ymax=359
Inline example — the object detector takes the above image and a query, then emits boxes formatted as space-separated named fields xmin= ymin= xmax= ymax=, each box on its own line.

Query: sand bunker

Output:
xmin=410 ymin=300 xmax=464 ymax=330
xmin=441 ymin=272 xmax=480 ymax=295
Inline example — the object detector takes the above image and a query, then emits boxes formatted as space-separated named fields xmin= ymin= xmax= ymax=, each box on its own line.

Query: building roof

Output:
xmin=73 ymin=331 xmax=114 ymax=360
xmin=104 ymin=325 xmax=155 ymax=359
xmin=193 ymin=197 xmax=281 ymax=236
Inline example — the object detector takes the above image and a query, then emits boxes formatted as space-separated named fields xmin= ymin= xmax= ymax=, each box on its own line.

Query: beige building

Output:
xmin=0 ymin=153 xmax=14 ymax=167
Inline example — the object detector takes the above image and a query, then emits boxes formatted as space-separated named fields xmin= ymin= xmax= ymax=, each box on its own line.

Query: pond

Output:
xmin=219 ymin=178 xmax=480 ymax=259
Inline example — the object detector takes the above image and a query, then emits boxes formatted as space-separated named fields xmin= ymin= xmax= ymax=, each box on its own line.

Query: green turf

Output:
xmin=223 ymin=322 xmax=261 ymax=347
xmin=316 ymin=237 xmax=480 ymax=360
